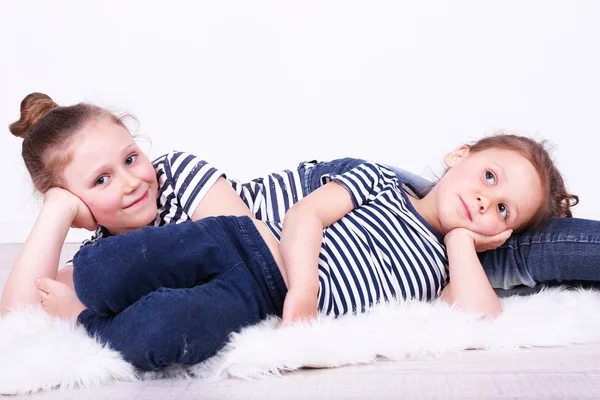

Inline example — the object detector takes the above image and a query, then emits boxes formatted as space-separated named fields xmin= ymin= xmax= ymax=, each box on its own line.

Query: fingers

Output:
xmin=35 ymin=278 xmax=53 ymax=307
xmin=499 ymin=228 xmax=513 ymax=238
xmin=491 ymin=229 xmax=513 ymax=244
xmin=280 ymin=306 xmax=308 ymax=328
xmin=280 ymin=307 xmax=318 ymax=328
xmin=280 ymin=313 xmax=308 ymax=328
xmin=471 ymin=228 xmax=513 ymax=252
xmin=280 ymin=312 xmax=297 ymax=328
xmin=482 ymin=228 xmax=512 ymax=241
xmin=37 ymin=288 xmax=49 ymax=301
xmin=35 ymin=278 xmax=63 ymax=306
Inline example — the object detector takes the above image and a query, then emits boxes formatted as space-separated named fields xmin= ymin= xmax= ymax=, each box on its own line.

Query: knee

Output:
xmin=72 ymin=244 xmax=130 ymax=315
xmin=124 ymin=332 xmax=177 ymax=370
xmin=123 ymin=304 xmax=195 ymax=370
xmin=72 ymin=278 xmax=111 ymax=316
xmin=72 ymin=259 xmax=114 ymax=316
xmin=120 ymin=289 xmax=245 ymax=370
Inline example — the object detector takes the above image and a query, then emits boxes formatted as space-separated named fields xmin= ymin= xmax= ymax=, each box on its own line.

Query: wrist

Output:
xmin=42 ymin=196 xmax=78 ymax=223
xmin=288 ymin=283 xmax=319 ymax=297
xmin=44 ymin=189 xmax=79 ymax=220
xmin=444 ymin=229 xmax=475 ymax=247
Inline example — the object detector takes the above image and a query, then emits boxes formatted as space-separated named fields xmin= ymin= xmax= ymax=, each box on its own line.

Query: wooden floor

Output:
xmin=2 ymin=243 xmax=600 ymax=399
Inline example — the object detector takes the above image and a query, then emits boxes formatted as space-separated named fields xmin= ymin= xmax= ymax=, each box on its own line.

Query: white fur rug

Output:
xmin=2 ymin=287 xmax=600 ymax=395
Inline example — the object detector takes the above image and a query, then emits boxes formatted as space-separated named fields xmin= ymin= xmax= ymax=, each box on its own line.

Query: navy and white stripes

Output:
xmin=153 ymin=154 xmax=448 ymax=316
xmin=228 ymin=168 xmax=305 ymax=223
xmin=153 ymin=151 xmax=224 ymax=226
xmin=80 ymin=152 xmax=447 ymax=318
xmin=323 ymin=162 xmax=446 ymax=315
xmin=264 ymin=161 xmax=447 ymax=317
xmin=80 ymin=151 xmax=305 ymax=244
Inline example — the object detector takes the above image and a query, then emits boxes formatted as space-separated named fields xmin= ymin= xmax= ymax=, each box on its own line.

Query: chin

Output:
xmin=136 ymin=211 xmax=157 ymax=227
xmin=131 ymin=204 xmax=157 ymax=221
xmin=113 ymin=214 xmax=155 ymax=233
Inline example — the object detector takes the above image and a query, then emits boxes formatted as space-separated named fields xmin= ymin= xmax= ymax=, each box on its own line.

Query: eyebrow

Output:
xmin=85 ymin=143 xmax=138 ymax=182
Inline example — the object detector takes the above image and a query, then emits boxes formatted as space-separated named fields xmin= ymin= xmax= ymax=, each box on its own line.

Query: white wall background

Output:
xmin=1 ymin=1 xmax=599 ymax=244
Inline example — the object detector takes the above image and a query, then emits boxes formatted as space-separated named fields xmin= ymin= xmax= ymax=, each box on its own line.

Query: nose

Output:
xmin=122 ymin=170 xmax=142 ymax=193
xmin=477 ymin=195 xmax=490 ymax=213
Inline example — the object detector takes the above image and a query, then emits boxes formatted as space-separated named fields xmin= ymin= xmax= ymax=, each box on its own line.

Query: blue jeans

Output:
xmin=74 ymin=216 xmax=287 ymax=371
xmin=298 ymin=158 xmax=600 ymax=296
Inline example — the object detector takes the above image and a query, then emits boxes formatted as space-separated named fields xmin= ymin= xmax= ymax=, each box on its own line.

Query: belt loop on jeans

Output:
xmin=298 ymin=159 xmax=318 ymax=197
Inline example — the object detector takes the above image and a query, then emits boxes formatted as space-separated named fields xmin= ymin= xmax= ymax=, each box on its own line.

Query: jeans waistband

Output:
xmin=215 ymin=216 xmax=288 ymax=315
xmin=297 ymin=159 xmax=318 ymax=197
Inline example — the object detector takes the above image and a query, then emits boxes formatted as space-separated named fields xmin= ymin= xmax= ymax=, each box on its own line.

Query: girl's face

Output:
xmin=431 ymin=146 xmax=544 ymax=236
xmin=62 ymin=118 xmax=159 ymax=234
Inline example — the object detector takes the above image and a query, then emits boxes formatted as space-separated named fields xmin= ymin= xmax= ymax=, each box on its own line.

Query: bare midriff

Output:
xmin=251 ymin=219 xmax=288 ymax=288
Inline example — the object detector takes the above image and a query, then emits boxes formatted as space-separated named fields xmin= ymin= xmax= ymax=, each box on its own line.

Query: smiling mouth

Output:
xmin=460 ymin=197 xmax=472 ymax=221
xmin=126 ymin=190 xmax=149 ymax=208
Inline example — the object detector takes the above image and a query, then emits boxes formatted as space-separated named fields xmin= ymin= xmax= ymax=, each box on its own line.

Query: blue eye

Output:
xmin=125 ymin=155 xmax=137 ymax=165
xmin=95 ymin=176 xmax=108 ymax=186
xmin=498 ymin=203 xmax=509 ymax=219
xmin=485 ymin=170 xmax=496 ymax=185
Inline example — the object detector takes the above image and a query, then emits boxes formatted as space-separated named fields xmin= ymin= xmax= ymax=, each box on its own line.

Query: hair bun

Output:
xmin=9 ymin=92 xmax=59 ymax=139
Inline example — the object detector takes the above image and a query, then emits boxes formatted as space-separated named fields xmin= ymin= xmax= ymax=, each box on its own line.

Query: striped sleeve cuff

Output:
xmin=166 ymin=152 xmax=227 ymax=215
xmin=330 ymin=162 xmax=383 ymax=208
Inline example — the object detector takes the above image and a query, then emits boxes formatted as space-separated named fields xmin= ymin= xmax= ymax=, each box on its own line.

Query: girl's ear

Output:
xmin=443 ymin=145 xmax=470 ymax=168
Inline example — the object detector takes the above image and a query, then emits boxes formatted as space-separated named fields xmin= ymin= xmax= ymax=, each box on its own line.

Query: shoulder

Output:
xmin=152 ymin=150 xmax=196 ymax=169
xmin=153 ymin=151 xmax=225 ymax=186
xmin=152 ymin=151 xmax=221 ymax=173
xmin=152 ymin=151 xmax=228 ymax=216
xmin=331 ymin=160 xmax=399 ymax=188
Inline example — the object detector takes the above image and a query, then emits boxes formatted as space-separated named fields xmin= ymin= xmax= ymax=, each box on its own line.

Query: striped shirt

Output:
xmin=263 ymin=162 xmax=448 ymax=316
xmin=80 ymin=152 xmax=448 ymax=316
xmin=228 ymin=166 xmax=305 ymax=223
xmin=153 ymin=151 xmax=224 ymax=226
xmin=81 ymin=151 xmax=304 ymax=243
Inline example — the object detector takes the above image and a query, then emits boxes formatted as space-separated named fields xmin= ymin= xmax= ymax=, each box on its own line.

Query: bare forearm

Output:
xmin=1 ymin=203 xmax=74 ymax=314
xmin=442 ymin=233 xmax=501 ymax=318
xmin=279 ymin=182 xmax=355 ymax=326
xmin=280 ymin=205 xmax=321 ymax=296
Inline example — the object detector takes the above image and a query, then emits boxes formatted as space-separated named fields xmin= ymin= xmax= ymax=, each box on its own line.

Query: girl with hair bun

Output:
xmin=2 ymin=92 xmax=588 ymax=371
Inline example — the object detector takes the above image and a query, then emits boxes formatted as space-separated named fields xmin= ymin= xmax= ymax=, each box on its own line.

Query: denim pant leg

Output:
xmin=299 ymin=159 xmax=600 ymax=295
xmin=74 ymin=217 xmax=260 ymax=316
xmin=299 ymin=158 xmax=434 ymax=197
xmin=382 ymin=168 xmax=600 ymax=294
xmin=479 ymin=217 xmax=600 ymax=290
xmin=77 ymin=217 xmax=287 ymax=371
xmin=299 ymin=158 xmax=368 ymax=195
xmin=382 ymin=165 xmax=434 ymax=197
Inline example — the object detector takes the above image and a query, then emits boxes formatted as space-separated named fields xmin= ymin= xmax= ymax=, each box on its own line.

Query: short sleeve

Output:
xmin=330 ymin=161 xmax=400 ymax=208
xmin=155 ymin=151 xmax=226 ymax=216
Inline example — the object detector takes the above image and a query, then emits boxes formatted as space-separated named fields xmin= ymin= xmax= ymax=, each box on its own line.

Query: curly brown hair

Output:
xmin=469 ymin=134 xmax=578 ymax=230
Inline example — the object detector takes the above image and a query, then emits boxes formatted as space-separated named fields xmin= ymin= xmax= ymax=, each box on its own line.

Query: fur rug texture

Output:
xmin=2 ymin=287 xmax=600 ymax=395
